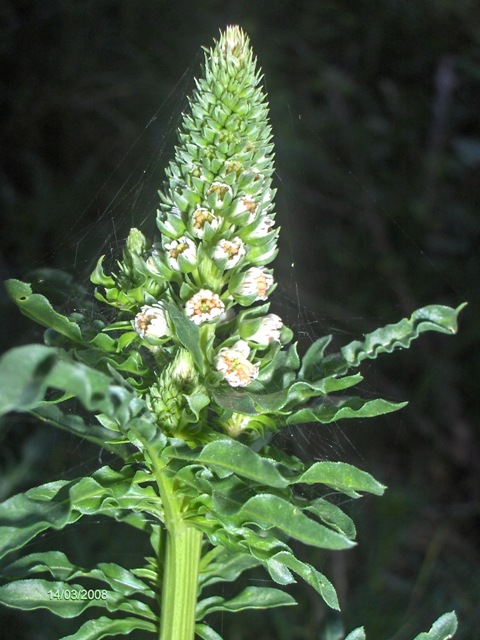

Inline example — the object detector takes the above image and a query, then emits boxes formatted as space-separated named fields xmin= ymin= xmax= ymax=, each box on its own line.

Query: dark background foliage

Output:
xmin=1 ymin=1 xmax=479 ymax=638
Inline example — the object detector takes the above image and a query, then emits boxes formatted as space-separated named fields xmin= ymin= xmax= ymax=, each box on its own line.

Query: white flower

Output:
xmin=164 ymin=236 xmax=196 ymax=271
xmin=215 ymin=340 xmax=259 ymax=387
xmin=134 ymin=304 xmax=171 ymax=339
xmin=237 ymin=267 xmax=274 ymax=301
xmin=212 ymin=237 xmax=246 ymax=269
xmin=248 ymin=314 xmax=283 ymax=345
xmin=191 ymin=206 xmax=220 ymax=238
xmin=185 ymin=289 xmax=225 ymax=325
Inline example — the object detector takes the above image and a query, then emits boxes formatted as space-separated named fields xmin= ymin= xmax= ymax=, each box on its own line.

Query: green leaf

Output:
xmin=90 ymin=256 xmax=116 ymax=287
xmin=414 ymin=612 xmax=458 ymax=640
xmin=298 ymin=335 xmax=333 ymax=381
xmin=199 ymin=549 xmax=261 ymax=590
xmin=196 ymin=585 xmax=296 ymax=618
xmin=306 ymin=498 xmax=356 ymax=539
xmin=0 ymin=466 xmax=161 ymax=562
xmin=5 ymin=279 xmax=83 ymax=342
xmin=268 ymin=550 xmax=339 ymax=610
xmin=212 ymin=493 xmax=354 ymax=550
xmin=286 ymin=375 xmax=364 ymax=406
xmin=241 ymin=375 xmax=363 ymax=414
xmin=294 ymin=461 xmax=385 ymax=497
xmin=0 ymin=578 xmax=155 ymax=620
xmin=60 ymin=616 xmax=157 ymax=640
xmin=166 ymin=302 xmax=205 ymax=374
xmin=211 ymin=387 xmax=258 ymax=415
xmin=195 ymin=623 xmax=225 ymax=640
xmin=31 ymin=404 xmax=130 ymax=459
xmin=0 ymin=345 xmax=152 ymax=446
xmin=2 ymin=551 xmax=154 ymax=599
xmin=165 ymin=439 xmax=289 ymax=488
xmin=0 ymin=344 xmax=60 ymax=414
xmin=340 ymin=304 xmax=465 ymax=370
xmin=286 ymin=397 xmax=407 ymax=426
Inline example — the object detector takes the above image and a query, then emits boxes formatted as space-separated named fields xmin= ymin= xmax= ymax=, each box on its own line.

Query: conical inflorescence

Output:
xmin=93 ymin=26 xmax=291 ymax=441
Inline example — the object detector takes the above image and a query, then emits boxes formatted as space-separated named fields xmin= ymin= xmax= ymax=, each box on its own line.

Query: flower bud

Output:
xmin=215 ymin=340 xmax=259 ymax=387
xmin=126 ymin=228 xmax=147 ymax=256
xmin=169 ymin=348 xmax=198 ymax=389
xmin=230 ymin=267 xmax=274 ymax=305
xmin=190 ymin=206 xmax=220 ymax=238
xmin=212 ymin=237 xmax=246 ymax=270
xmin=222 ymin=411 xmax=276 ymax=439
xmin=247 ymin=313 xmax=283 ymax=346
xmin=134 ymin=303 xmax=171 ymax=340
xmin=164 ymin=236 xmax=197 ymax=272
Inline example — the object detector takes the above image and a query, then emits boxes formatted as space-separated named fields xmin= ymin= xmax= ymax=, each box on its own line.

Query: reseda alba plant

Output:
xmin=0 ymin=26 xmax=461 ymax=640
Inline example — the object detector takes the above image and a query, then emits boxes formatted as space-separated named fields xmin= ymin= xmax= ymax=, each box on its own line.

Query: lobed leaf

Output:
xmin=341 ymin=304 xmax=465 ymax=371
xmin=5 ymin=279 xmax=83 ymax=343
xmin=0 ymin=344 xmax=148 ymax=429
xmin=5 ymin=279 xmax=141 ymax=374
xmin=237 ymin=374 xmax=363 ymax=414
xmin=286 ymin=397 xmax=407 ymax=426
xmin=31 ymin=404 xmax=130 ymax=459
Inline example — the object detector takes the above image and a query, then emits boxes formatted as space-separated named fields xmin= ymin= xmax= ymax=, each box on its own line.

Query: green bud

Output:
xmin=146 ymin=348 xmax=207 ymax=436
xmin=126 ymin=228 xmax=147 ymax=256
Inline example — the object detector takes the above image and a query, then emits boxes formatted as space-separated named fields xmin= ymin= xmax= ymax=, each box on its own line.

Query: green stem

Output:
xmin=159 ymin=523 xmax=203 ymax=640
xmin=148 ymin=449 xmax=202 ymax=640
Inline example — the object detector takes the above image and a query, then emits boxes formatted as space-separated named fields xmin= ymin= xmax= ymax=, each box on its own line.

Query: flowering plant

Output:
xmin=0 ymin=26 xmax=462 ymax=640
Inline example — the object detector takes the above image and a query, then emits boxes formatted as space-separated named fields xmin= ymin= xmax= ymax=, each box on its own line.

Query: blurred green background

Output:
xmin=1 ymin=1 xmax=479 ymax=638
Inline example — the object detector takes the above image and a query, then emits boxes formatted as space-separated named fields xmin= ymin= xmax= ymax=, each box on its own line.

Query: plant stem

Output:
xmin=149 ymin=449 xmax=203 ymax=640
xmin=159 ymin=523 xmax=203 ymax=640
